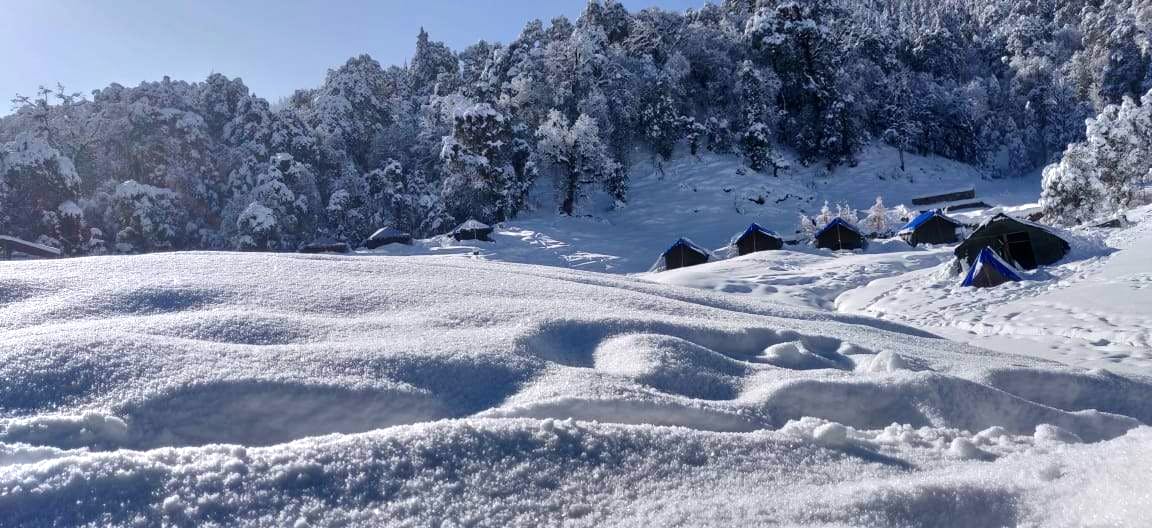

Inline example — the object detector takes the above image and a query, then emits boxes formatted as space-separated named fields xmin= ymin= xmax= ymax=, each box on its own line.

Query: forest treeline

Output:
xmin=2 ymin=0 xmax=1150 ymax=253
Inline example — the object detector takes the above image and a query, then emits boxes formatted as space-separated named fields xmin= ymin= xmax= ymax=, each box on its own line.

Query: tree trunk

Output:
xmin=561 ymin=164 xmax=577 ymax=216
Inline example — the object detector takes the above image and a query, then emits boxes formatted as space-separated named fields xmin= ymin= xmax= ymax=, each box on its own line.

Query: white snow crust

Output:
xmin=1 ymin=250 xmax=1150 ymax=526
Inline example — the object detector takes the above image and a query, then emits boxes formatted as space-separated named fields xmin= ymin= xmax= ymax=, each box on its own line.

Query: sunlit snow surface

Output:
xmin=1 ymin=252 xmax=1150 ymax=527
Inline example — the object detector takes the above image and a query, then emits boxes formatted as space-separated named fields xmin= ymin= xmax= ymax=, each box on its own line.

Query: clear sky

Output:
xmin=1 ymin=0 xmax=706 ymax=109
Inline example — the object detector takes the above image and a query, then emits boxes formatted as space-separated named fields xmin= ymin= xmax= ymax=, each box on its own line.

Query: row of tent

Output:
xmin=663 ymin=219 xmax=869 ymax=270
xmin=659 ymin=212 xmax=1071 ymax=289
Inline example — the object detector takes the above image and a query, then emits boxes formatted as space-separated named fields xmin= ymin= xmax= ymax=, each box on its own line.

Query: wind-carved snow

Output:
xmin=0 ymin=251 xmax=1149 ymax=526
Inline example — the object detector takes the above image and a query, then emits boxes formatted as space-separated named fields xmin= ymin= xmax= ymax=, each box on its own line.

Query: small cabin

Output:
xmin=298 ymin=239 xmax=351 ymax=254
xmin=962 ymin=247 xmax=1022 ymax=288
xmin=364 ymin=227 xmax=413 ymax=249
xmin=734 ymin=224 xmax=784 ymax=255
xmin=814 ymin=218 xmax=867 ymax=251
xmin=912 ymin=186 xmax=976 ymax=206
xmin=0 ymin=235 xmax=62 ymax=259
xmin=662 ymin=238 xmax=710 ymax=270
xmin=899 ymin=210 xmax=964 ymax=246
xmin=451 ymin=220 xmax=494 ymax=242
xmin=954 ymin=214 xmax=1069 ymax=270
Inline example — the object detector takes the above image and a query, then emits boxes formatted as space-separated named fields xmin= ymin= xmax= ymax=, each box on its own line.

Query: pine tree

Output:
xmin=536 ymin=110 xmax=619 ymax=215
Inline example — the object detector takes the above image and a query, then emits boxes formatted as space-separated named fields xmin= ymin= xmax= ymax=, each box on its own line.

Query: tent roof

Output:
xmin=898 ymin=210 xmax=961 ymax=234
xmin=739 ymin=223 xmax=781 ymax=239
xmin=665 ymin=237 xmax=711 ymax=257
xmin=974 ymin=213 xmax=1050 ymax=232
xmin=0 ymin=235 xmax=62 ymax=257
xmin=814 ymin=218 xmax=863 ymax=238
xmin=961 ymin=247 xmax=1023 ymax=286
xmin=368 ymin=227 xmax=411 ymax=240
xmin=454 ymin=219 xmax=492 ymax=232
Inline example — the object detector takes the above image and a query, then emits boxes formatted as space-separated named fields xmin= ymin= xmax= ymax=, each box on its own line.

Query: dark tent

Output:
xmin=662 ymin=238 xmax=710 ymax=270
xmin=899 ymin=210 xmax=964 ymax=246
xmin=298 ymin=239 xmax=351 ymax=254
xmin=451 ymin=219 xmax=494 ymax=242
xmin=363 ymin=227 xmax=413 ymax=249
xmin=0 ymin=235 xmax=62 ymax=259
xmin=962 ymin=247 xmax=1022 ymax=288
xmin=734 ymin=224 xmax=784 ymax=255
xmin=814 ymin=218 xmax=867 ymax=251
xmin=954 ymin=213 xmax=1069 ymax=270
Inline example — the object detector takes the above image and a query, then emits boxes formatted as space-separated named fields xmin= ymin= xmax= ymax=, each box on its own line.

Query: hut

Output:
xmin=662 ymin=238 xmax=710 ymax=270
xmin=814 ymin=218 xmax=867 ymax=251
xmin=962 ymin=247 xmax=1022 ymax=288
xmin=0 ymin=235 xmax=62 ymax=259
xmin=912 ymin=186 xmax=976 ymax=206
xmin=954 ymin=213 xmax=1069 ymax=270
xmin=298 ymin=239 xmax=351 ymax=254
xmin=451 ymin=220 xmax=494 ymax=242
xmin=363 ymin=227 xmax=413 ymax=249
xmin=733 ymin=223 xmax=784 ymax=255
xmin=899 ymin=210 xmax=964 ymax=246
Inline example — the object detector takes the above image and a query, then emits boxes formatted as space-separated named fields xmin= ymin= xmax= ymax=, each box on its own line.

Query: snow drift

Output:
xmin=0 ymin=252 xmax=1149 ymax=526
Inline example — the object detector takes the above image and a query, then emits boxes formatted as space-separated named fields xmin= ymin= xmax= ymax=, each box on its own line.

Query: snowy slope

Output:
xmin=1 ymin=252 xmax=1150 ymax=526
xmin=364 ymin=146 xmax=1036 ymax=273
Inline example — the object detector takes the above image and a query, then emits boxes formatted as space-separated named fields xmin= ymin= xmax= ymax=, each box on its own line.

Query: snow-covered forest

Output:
xmin=3 ymin=0 xmax=1152 ymax=254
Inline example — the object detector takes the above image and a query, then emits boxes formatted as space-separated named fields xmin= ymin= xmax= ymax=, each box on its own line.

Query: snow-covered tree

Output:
xmin=862 ymin=196 xmax=889 ymax=236
xmin=814 ymin=201 xmax=835 ymax=227
xmin=235 ymin=202 xmax=279 ymax=250
xmin=440 ymin=103 xmax=530 ymax=222
xmin=536 ymin=110 xmax=619 ymax=215
xmin=0 ymin=133 xmax=83 ymax=251
xmin=1042 ymin=90 xmax=1152 ymax=225
xmin=741 ymin=123 xmax=774 ymax=173
xmin=796 ymin=213 xmax=817 ymax=239
xmin=107 ymin=180 xmax=187 ymax=253
xmin=836 ymin=202 xmax=859 ymax=225
xmin=367 ymin=159 xmax=451 ymax=236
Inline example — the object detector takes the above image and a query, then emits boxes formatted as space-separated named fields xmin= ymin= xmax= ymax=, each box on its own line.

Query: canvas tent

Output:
xmin=363 ymin=227 xmax=413 ymax=249
xmin=899 ymin=210 xmax=964 ymax=246
xmin=298 ymin=239 xmax=351 ymax=254
xmin=0 ymin=235 xmax=62 ymax=259
xmin=451 ymin=220 xmax=494 ymax=242
xmin=814 ymin=218 xmax=867 ymax=251
xmin=661 ymin=238 xmax=711 ymax=270
xmin=733 ymin=223 xmax=784 ymax=255
xmin=954 ymin=213 xmax=1069 ymax=270
xmin=962 ymin=247 xmax=1022 ymax=288
xmin=912 ymin=186 xmax=976 ymax=206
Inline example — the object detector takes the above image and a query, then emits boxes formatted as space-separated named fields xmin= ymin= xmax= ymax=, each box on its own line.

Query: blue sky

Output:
xmin=1 ymin=0 xmax=706 ymax=109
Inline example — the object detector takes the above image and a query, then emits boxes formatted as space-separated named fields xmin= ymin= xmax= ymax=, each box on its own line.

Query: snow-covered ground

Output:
xmin=1 ymin=252 xmax=1150 ymax=526
xmin=3 ymin=149 xmax=1151 ymax=526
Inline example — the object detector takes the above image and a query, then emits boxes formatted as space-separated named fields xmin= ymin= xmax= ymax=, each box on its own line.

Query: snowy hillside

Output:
xmin=1 ymin=251 xmax=1150 ymax=526
xmin=364 ymin=147 xmax=1038 ymax=273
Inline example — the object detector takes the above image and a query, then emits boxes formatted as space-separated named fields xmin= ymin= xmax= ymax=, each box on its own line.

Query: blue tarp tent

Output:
xmin=962 ymin=247 xmax=1022 ymax=288
xmin=733 ymin=223 xmax=784 ymax=255
xmin=899 ymin=210 xmax=964 ymax=246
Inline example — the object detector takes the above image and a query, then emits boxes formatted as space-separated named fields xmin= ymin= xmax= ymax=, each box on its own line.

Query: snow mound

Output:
xmin=0 ymin=252 xmax=1149 ymax=525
